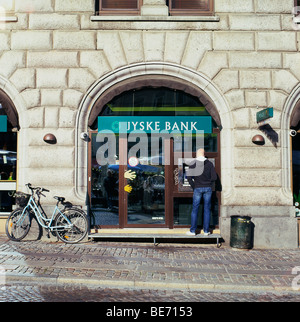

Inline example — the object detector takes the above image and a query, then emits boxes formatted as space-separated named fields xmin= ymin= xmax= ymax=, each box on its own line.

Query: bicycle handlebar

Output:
xmin=26 ymin=183 xmax=50 ymax=197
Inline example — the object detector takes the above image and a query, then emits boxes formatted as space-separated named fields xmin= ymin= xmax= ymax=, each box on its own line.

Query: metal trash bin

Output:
xmin=230 ymin=216 xmax=253 ymax=249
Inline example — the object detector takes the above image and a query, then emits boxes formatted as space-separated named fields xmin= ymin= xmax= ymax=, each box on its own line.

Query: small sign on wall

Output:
xmin=0 ymin=115 xmax=7 ymax=132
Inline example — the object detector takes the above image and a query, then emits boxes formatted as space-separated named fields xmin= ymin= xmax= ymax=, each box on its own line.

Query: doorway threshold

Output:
xmin=88 ymin=228 xmax=222 ymax=247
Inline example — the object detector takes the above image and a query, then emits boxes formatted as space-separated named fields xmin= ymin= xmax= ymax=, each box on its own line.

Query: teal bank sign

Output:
xmin=0 ymin=115 xmax=7 ymax=132
xmin=98 ymin=116 xmax=212 ymax=134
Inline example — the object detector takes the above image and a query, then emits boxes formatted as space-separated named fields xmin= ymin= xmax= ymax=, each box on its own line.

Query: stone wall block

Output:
xmin=27 ymin=51 xmax=79 ymax=68
xmin=15 ymin=0 xmax=54 ymax=12
xmin=26 ymin=128 xmax=74 ymax=146
xmin=228 ymin=187 xmax=291 ymax=206
xmin=11 ymin=31 xmax=52 ymax=50
xmin=272 ymin=70 xmax=299 ymax=93
xmin=44 ymin=106 xmax=59 ymax=128
xmin=54 ymin=31 xmax=96 ymax=50
xmin=27 ymin=107 xmax=44 ymax=128
xmin=59 ymin=107 xmax=77 ymax=128
xmin=119 ymin=31 xmax=145 ymax=64
xmin=55 ymin=0 xmax=94 ymax=12
xmin=41 ymin=90 xmax=62 ymax=107
xmin=229 ymin=14 xmax=281 ymax=31
xmin=214 ymin=31 xmax=255 ymax=51
xmin=21 ymin=89 xmax=40 ymax=109
xmin=164 ymin=32 xmax=190 ymax=65
xmin=25 ymin=168 xmax=74 ymax=187
xmin=257 ymin=32 xmax=297 ymax=51
xmin=36 ymin=68 xmax=68 ymax=89
xmin=68 ymin=68 xmax=96 ymax=91
xmin=213 ymin=70 xmax=239 ymax=94
xmin=97 ymin=31 xmax=127 ymax=69
xmin=240 ymin=70 xmax=272 ymax=89
xmin=181 ymin=32 xmax=212 ymax=69
xmin=232 ymin=108 xmax=250 ymax=128
xmin=80 ymin=51 xmax=111 ymax=78
xmin=143 ymin=31 xmax=166 ymax=62
xmin=26 ymin=146 xmax=74 ymax=168
xmin=215 ymin=0 xmax=254 ymax=13
xmin=0 ymin=51 xmax=25 ymax=78
xmin=255 ymin=0 xmax=294 ymax=13
xmin=234 ymin=147 xmax=281 ymax=168
xmin=245 ymin=91 xmax=267 ymax=107
xmin=63 ymin=89 xmax=84 ymax=109
xmin=29 ymin=13 xmax=80 ymax=30
xmin=284 ymin=53 xmax=300 ymax=80
xmin=225 ymin=90 xmax=245 ymax=110
xmin=229 ymin=52 xmax=282 ymax=69
xmin=0 ymin=32 xmax=10 ymax=50
xmin=233 ymin=169 xmax=282 ymax=187
xmin=10 ymin=68 xmax=35 ymax=92
xmin=198 ymin=52 xmax=228 ymax=79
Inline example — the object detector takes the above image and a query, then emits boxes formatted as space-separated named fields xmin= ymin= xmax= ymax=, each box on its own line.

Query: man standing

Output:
xmin=186 ymin=148 xmax=217 ymax=236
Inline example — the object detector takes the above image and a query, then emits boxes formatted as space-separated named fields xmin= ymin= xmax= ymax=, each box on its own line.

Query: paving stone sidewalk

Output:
xmin=0 ymin=234 xmax=299 ymax=294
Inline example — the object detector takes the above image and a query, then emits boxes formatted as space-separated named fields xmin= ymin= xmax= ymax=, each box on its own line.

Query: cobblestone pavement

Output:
xmin=0 ymin=234 xmax=300 ymax=303
xmin=1 ymin=283 xmax=300 ymax=302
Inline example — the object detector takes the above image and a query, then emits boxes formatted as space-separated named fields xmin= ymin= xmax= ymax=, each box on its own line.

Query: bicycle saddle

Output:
xmin=54 ymin=196 xmax=65 ymax=202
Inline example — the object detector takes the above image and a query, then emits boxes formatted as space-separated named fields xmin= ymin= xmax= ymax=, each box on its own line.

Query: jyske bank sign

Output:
xmin=98 ymin=116 xmax=212 ymax=134
xmin=96 ymin=116 xmax=212 ymax=166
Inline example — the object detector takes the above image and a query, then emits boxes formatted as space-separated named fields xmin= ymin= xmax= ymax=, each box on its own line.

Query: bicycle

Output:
xmin=5 ymin=183 xmax=89 ymax=244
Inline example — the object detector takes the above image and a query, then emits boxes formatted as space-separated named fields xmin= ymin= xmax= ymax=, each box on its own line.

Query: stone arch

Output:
xmin=281 ymin=83 xmax=300 ymax=201
xmin=0 ymin=76 xmax=28 ymax=189
xmin=0 ymin=75 xmax=27 ymax=129
xmin=75 ymin=62 xmax=234 ymax=203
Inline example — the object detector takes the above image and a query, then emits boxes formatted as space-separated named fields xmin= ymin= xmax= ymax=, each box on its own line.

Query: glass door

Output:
xmin=89 ymin=132 xmax=120 ymax=227
xmin=125 ymin=134 xmax=169 ymax=227
xmin=89 ymin=132 xmax=171 ymax=228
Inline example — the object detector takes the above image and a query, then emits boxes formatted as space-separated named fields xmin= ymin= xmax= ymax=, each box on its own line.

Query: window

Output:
xmin=96 ymin=0 xmax=214 ymax=16
xmin=167 ymin=0 xmax=214 ymax=16
xmin=97 ymin=0 xmax=142 ymax=15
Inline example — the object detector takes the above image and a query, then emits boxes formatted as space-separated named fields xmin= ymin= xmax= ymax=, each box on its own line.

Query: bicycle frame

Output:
xmin=17 ymin=195 xmax=73 ymax=231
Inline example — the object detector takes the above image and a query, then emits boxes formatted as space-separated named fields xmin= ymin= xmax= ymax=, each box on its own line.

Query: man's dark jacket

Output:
xmin=187 ymin=159 xmax=217 ymax=190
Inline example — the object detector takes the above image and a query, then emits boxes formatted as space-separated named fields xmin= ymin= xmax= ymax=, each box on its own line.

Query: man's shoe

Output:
xmin=203 ymin=231 xmax=211 ymax=236
xmin=186 ymin=231 xmax=196 ymax=236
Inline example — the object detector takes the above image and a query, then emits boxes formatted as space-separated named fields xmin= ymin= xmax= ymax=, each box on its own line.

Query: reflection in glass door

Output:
xmin=90 ymin=132 xmax=120 ymax=226
xmin=126 ymin=135 xmax=166 ymax=225
xmin=89 ymin=132 xmax=169 ymax=227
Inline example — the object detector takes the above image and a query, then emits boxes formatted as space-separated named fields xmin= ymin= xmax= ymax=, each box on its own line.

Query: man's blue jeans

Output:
xmin=190 ymin=187 xmax=212 ymax=234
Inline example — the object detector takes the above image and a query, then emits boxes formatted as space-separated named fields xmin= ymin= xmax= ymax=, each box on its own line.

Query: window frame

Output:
xmin=168 ymin=0 xmax=214 ymax=16
xmin=97 ymin=0 xmax=143 ymax=15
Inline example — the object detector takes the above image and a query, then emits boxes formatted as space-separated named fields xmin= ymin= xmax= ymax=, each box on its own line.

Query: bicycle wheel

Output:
xmin=54 ymin=208 xmax=88 ymax=244
xmin=5 ymin=208 xmax=31 ymax=241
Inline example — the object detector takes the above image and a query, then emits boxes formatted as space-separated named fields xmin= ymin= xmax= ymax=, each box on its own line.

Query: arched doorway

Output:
xmin=76 ymin=63 xmax=233 ymax=231
xmin=291 ymin=100 xmax=300 ymax=207
xmin=0 ymin=88 xmax=18 ymax=216
xmin=88 ymin=86 xmax=221 ymax=229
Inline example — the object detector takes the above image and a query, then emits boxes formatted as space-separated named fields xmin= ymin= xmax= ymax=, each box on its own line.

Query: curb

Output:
xmin=5 ymin=274 xmax=299 ymax=294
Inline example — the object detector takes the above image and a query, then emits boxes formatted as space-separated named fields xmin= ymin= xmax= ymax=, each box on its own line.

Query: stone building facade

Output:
xmin=0 ymin=0 xmax=299 ymax=248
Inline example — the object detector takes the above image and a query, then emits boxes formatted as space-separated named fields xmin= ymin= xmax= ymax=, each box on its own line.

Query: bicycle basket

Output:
xmin=15 ymin=191 xmax=30 ymax=207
